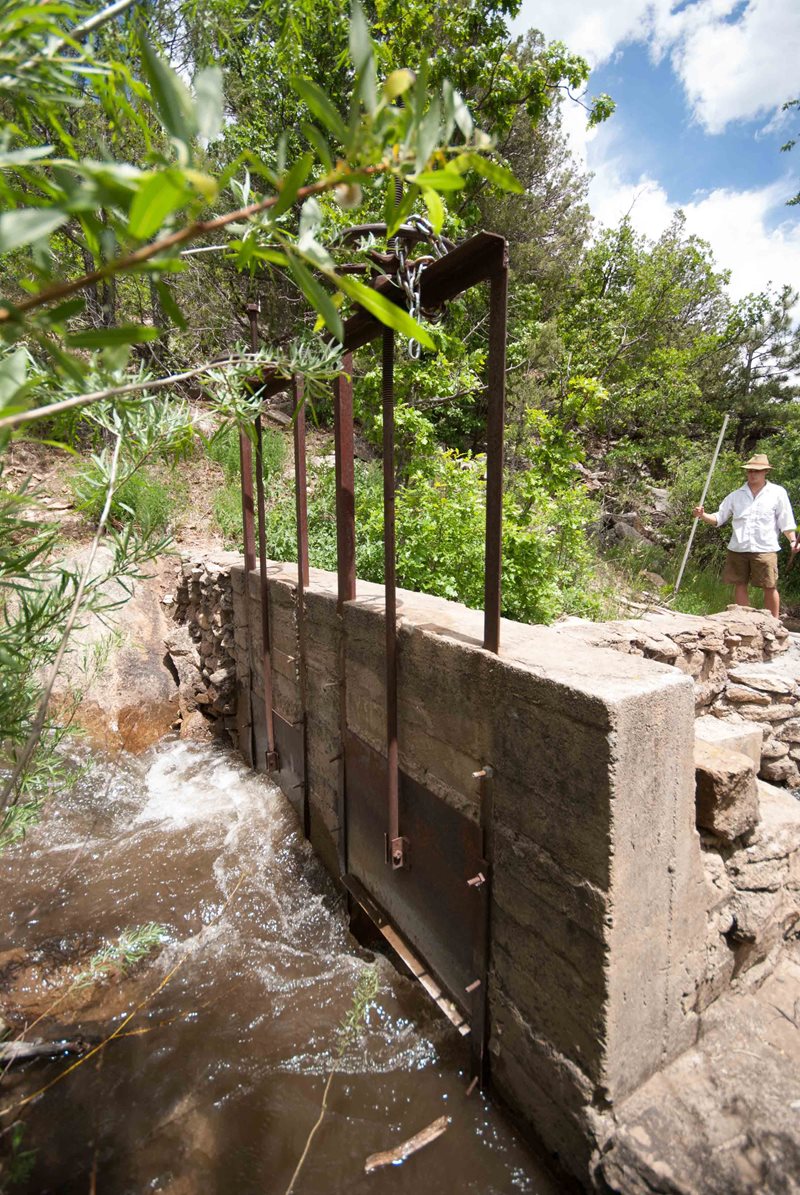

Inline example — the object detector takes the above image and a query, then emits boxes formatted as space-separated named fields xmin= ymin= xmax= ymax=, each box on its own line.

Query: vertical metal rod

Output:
xmin=382 ymin=330 xmax=402 ymax=868
xmin=255 ymin=415 xmax=277 ymax=763
xmin=249 ymin=302 xmax=277 ymax=769
xmin=293 ymin=375 xmax=310 ymax=589
xmin=333 ymin=354 xmax=355 ymax=876
xmin=293 ymin=373 xmax=310 ymax=836
xmin=470 ymin=765 xmax=494 ymax=1089
xmin=239 ymin=429 xmax=257 ymax=573
xmin=483 ymin=256 xmax=508 ymax=654
xmin=333 ymin=353 xmax=356 ymax=610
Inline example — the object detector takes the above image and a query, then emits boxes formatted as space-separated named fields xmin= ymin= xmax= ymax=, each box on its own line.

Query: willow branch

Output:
xmin=0 ymin=356 xmax=272 ymax=432
xmin=0 ymin=166 xmax=384 ymax=324
xmin=0 ymin=434 xmax=122 ymax=812
xmin=0 ymin=0 xmax=137 ymax=89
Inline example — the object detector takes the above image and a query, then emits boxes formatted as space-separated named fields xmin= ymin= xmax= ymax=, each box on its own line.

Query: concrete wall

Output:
xmin=208 ymin=558 xmax=707 ymax=1179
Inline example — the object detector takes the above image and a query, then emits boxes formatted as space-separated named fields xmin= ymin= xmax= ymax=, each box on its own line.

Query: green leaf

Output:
xmin=45 ymin=297 xmax=86 ymax=325
xmin=0 ymin=146 xmax=54 ymax=168
xmin=415 ymin=97 xmax=442 ymax=170
xmin=139 ymin=34 xmax=198 ymax=149
xmin=272 ymin=152 xmax=313 ymax=219
xmin=422 ymin=187 xmax=445 ymax=235
xmin=302 ymin=123 xmax=332 ymax=171
xmin=413 ymin=170 xmax=465 ymax=191
xmin=0 ymin=348 xmax=27 ymax=407
xmin=156 ymin=280 xmax=187 ymax=330
xmin=455 ymin=152 xmax=523 ymax=193
xmin=451 ymin=88 xmax=474 ymax=140
xmin=0 ymin=208 xmax=68 ymax=254
xmin=336 ymin=276 xmax=434 ymax=349
xmin=291 ymin=77 xmax=347 ymax=146
xmin=128 ymin=173 xmax=189 ymax=240
xmin=287 ymin=254 xmax=343 ymax=342
xmin=383 ymin=70 xmax=414 ymax=103
xmin=349 ymin=0 xmax=373 ymax=71
xmin=194 ymin=66 xmax=224 ymax=141
xmin=384 ymin=182 xmax=418 ymax=238
xmin=67 ymin=325 xmax=160 ymax=349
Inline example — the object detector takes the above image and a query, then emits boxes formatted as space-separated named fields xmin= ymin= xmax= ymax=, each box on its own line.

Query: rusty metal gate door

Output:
xmin=344 ymin=730 xmax=485 ymax=1020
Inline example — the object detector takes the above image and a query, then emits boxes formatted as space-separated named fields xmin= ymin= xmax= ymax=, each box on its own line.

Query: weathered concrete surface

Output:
xmin=694 ymin=741 xmax=760 ymax=843
xmin=174 ymin=554 xmax=800 ymax=1187
xmin=597 ymin=945 xmax=800 ymax=1195
xmin=207 ymin=557 xmax=711 ymax=1181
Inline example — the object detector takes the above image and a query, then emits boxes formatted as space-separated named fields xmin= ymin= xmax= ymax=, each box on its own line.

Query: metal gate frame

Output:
xmin=240 ymin=230 xmax=508 ymax=1086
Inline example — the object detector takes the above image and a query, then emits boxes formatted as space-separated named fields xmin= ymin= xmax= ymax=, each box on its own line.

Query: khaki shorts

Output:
xmin=723 ymin=550 xmax=779 ymax=588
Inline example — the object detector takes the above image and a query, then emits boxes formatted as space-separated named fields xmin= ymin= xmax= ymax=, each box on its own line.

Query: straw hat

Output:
xmin=742 ymin=453 xmax=772 ymax=470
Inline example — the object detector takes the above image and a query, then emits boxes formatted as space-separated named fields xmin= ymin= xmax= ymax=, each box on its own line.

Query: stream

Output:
xmin=0 ymin=739 xmax=558 ymax=1194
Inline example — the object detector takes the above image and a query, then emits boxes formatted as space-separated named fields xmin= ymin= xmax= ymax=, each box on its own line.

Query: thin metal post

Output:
xmin=382 ymin=329 xmax=404 ymax=869
xmin=239 ymin=430 xmax=256 ymax=573
xmin=293 ymin=373 xmax=310 ymax=836
xmin=249 ymin=301 xmax=277 ymax=771
xmin=333 ymin=354 xmax=356 ymax=609
xmin=333 ymin=354 xmax=355 ymax=876
xmin=483 ymin=256 xmax=508 ymax=654
xmin=470 ymin=765 xmax=494 ymax=1089
xmin=293 ymin=375 xmax=310 ymax=589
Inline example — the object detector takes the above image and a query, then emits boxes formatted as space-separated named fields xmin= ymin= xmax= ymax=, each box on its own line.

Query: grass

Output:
xmin=207 ymin=424 xmax=288 ymax=546
xmin=71 ymin=462 xmax=185 ymax=535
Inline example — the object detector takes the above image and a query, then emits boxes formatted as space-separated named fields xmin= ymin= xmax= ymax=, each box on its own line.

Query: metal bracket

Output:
xmin=388 ymin=835 xmax=409 ymax=870
xmin=265 ymin=749 xmax=279 ymax=772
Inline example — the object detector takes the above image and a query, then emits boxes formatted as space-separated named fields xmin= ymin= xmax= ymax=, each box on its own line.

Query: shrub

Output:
xmin=72 ymin=462 xmax=183 ymax=535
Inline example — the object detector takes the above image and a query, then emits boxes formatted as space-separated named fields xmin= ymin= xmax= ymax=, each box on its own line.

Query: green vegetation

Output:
xmin=2 ymin=0 xmax=799 ymax=844
xmin=74 ymin=923 xmax=169 ymax=988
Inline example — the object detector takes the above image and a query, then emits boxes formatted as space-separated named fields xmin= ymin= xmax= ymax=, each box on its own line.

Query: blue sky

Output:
xmin=511 ymin=0 xmax=800 ymax=299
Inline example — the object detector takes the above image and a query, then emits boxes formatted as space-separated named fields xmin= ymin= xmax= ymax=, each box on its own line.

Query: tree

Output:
xmin=722 ymin=284 xmax=800 ymax=451
xmin=0 ymin=0 xmax=522 ymax=834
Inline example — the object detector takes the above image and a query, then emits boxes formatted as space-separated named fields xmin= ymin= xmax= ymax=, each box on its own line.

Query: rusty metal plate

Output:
xmin=272 ymin=712 xmax=306 ymax=823
xmin=344 ymin=730 xmax=482 ymax=1015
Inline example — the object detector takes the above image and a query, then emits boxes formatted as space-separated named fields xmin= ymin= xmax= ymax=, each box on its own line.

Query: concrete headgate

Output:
xmin=219 ymin=227 xmax=706 ymax=1183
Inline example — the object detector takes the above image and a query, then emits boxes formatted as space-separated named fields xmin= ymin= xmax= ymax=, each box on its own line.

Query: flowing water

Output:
xmin=0 ymin=740 xmax=559 ymax=1194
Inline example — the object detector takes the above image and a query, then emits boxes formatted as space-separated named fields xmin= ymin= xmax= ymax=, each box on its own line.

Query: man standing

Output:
xmin=694 ymin=453 xmax=800 ymax=617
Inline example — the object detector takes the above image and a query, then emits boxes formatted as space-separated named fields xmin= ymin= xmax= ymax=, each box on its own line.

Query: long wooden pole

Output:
xmin=673 ymin=412 xmax=730 ymax=595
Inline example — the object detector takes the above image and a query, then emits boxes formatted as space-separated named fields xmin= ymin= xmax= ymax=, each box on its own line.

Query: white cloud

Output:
xmin=511 ymin=0 xmax=651 ymax=66
xmin=585 ymin=150 xmax=800 ymax=299
xmin=656 ymin=0 xmax=800 ymax=133
xmin=512 ymin=0 xmax=800 ymax=133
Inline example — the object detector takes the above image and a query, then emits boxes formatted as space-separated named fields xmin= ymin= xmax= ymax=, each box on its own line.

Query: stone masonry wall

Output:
xmin=553 ymin=607 xmax=800 ymax=785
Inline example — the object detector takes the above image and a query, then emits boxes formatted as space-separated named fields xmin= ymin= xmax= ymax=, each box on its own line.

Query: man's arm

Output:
xmin=694 ymin=491 xmax=732 ymax=526
xmin=777 ymin=489 xmax=800 ymax=553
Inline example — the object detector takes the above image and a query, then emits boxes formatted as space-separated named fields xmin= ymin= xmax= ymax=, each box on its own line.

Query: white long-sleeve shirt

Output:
xmin=709 ymin=480 xmax=796 ymax=553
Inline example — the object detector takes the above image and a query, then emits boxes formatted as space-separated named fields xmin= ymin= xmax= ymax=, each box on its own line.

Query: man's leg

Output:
xmin=734 ymin=583 xmax=750 ymax=607
xmin=763 ymin=587 xmax=780 ymax=618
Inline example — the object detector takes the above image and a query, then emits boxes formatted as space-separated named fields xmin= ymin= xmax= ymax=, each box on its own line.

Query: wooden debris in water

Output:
xmin=364 ymin=1114 xmax=451 ymax=1173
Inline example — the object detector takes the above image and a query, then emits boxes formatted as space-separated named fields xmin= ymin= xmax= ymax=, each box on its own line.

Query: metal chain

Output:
xmin=393 ymin=213 xmax=450 ymax=358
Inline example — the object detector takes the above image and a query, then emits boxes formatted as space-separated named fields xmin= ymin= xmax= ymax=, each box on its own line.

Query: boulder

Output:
xmin=694 ymin=715 xmax=763 ymax=770
xmin=694 ymin=740 xmax=760 ymax=843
